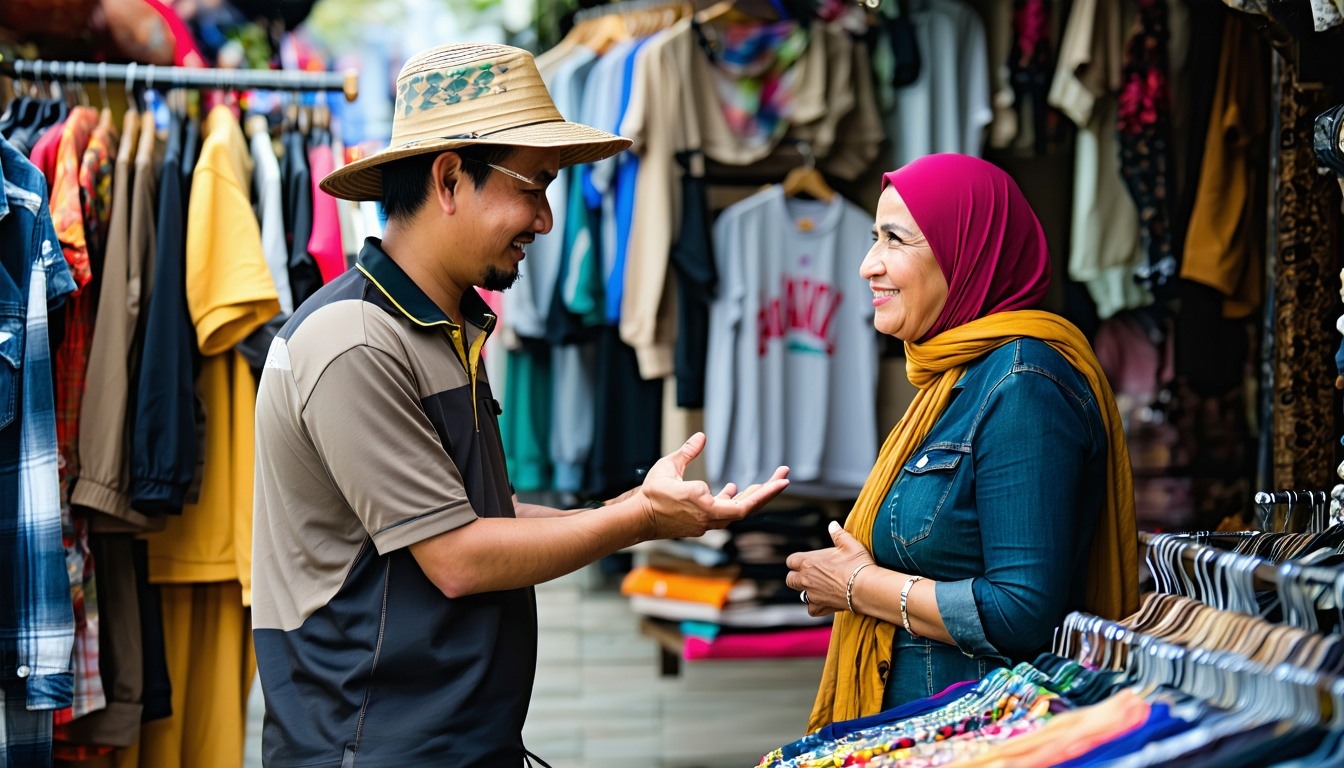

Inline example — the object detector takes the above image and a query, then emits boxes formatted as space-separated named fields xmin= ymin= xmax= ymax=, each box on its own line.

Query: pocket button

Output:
xmin=915 ymin=455 xmax=929 ymax=469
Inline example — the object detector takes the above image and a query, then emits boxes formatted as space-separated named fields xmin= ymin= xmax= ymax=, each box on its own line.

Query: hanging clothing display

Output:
xmin=760 ymin=524 xmax=1344 ymax=767
xmin=1 ymin=57 xmax=353 ymax=764
xmin=880 ymin=0 xmax=992 ymax=168
xmin=1049 ymin=0 xmax=1148 ymax=320
xmin=1117 ymin=0 xmax=1177 ymax=295
xmin=704 ymin=186 xmax=877 ymax=495
xmin=0 ymin=133 xmax=78 ymax=768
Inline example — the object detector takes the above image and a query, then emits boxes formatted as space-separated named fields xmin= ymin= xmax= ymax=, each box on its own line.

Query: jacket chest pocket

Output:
xmin=886 ymin=445 xmax=969 ymax=547
xmin=0 ymin=308 xmax=24 ymax=431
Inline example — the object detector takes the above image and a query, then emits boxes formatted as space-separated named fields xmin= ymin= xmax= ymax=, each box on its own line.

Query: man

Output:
xmin=251 ymin=42 xmax=790 ymax=767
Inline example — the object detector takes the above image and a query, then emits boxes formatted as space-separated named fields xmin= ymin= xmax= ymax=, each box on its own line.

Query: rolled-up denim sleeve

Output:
xmin=951 ymin=369 xmax=1098 ymax=658
xmin=935 ymin=577 xmax=999 ymax=657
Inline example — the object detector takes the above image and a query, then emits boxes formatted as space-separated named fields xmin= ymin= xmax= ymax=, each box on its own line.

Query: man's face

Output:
xmin=454 ymin=146 xmax=561 ymax=292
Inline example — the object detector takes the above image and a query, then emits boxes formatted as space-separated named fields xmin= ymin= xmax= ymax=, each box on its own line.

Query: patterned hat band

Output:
xmin=319 ymin=43 xmax=631 ymax=202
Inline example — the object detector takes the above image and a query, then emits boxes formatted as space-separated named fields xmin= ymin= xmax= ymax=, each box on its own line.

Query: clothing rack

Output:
xmin=0 ymin=57 xmax=359 ymax=102
xmin=1139 ymin=530 xmax=1343 ymax=609
xmin=1055 ymin=610 xmax=1344 ymax=725
xmin=1255 ymin=490 xmax=1330 ymax=506
xmin=574 ymin=0 xmax=682 ymax=22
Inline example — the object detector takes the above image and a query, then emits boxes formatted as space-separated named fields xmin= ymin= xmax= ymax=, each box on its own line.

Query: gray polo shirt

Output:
xmin=252 ymin=238 xmax=535 ymax=767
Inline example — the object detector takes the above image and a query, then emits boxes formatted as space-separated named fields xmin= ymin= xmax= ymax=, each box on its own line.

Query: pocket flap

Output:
xmin=903 ymin=446 xmax=968 ymax=475
xmin=0 ymin=309 xmax=23 ymax=370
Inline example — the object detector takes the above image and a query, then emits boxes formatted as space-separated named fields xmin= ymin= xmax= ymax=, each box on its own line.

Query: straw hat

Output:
xmin=320 ymin=43 xmax=632 ymax=201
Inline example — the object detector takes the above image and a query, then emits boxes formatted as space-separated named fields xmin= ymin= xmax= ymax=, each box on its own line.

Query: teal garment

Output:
xmin=500 ymin=347 xmax=552 ymax=492
xmin=872 ymin=339 xmax=1107 ymax=709
xmin=562 ymin=166 xmax=604 ymax=328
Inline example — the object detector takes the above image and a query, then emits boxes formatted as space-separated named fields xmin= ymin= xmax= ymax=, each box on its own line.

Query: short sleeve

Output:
xmin=302 ymin=344 xmax=478 ymax=553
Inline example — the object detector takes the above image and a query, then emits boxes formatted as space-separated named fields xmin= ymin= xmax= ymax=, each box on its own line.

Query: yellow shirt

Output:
xmin=146 ymin=106 xmax=281 ymax=604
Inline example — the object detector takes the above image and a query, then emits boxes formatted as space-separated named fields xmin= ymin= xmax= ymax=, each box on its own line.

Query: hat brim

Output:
xmin=319 ymin=120 xmax=633 ymax=201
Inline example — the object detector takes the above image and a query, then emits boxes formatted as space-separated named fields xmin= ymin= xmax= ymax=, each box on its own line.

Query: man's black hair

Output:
xmin=379 ymin=144 xmax=519 ymax=221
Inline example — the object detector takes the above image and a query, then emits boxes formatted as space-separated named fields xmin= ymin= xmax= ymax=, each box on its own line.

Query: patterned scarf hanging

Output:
xmin=1117 ymin=0 xmax=1177 ymax=297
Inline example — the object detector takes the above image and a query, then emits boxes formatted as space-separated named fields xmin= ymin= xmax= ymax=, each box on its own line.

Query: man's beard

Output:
xmin=482 ymin=265 xmax=520 ymax=292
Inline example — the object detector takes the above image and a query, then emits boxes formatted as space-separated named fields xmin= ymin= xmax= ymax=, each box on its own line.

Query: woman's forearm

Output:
xmin=849 ymin=565 xmax=954 ymax=646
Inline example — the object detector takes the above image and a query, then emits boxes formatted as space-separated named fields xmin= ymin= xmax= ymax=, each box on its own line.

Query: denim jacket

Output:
xmin=0 ymin=135 xmax=77 ymax=709
xmin=872 ymin=338 xmax=1106 ymax=708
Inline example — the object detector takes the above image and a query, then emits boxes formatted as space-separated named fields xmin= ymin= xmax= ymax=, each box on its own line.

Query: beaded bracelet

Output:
xmin=845 ymin=563 xmax=872 ymax=613
xmin=900 ymin=575 xmax=924 ymax=638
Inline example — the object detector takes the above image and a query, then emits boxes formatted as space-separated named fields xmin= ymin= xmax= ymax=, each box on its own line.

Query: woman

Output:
xmin=785 ymin=154 xmax=1138 ymax=732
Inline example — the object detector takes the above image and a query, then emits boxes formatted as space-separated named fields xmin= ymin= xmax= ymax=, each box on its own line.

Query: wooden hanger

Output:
xmin=780 ymin=140 xmax=834 ymax=202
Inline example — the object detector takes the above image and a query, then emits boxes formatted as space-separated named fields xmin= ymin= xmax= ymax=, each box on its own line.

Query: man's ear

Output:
xmin=431 ymin=151 xmax=466 ymax=215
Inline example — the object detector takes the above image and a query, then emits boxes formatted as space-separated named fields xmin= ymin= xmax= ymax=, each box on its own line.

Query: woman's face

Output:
xmin=861 ymin=186 xmax=949 ymax=342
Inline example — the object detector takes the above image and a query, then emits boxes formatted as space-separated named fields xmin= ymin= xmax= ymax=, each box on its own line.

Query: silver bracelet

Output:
xmin=845 ymin=563 xmax=873 ymax=614
xmin=900 ymin=575 xmax=924 ymax=638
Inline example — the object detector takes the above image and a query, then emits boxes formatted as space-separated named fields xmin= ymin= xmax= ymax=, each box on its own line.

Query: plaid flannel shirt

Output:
xmin=1 ymin=136 xmax=77 ymax=717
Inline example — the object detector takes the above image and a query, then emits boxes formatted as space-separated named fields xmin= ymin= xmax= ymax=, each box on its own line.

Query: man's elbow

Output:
xmin=410 ymin=533 xmax=483 ymax=599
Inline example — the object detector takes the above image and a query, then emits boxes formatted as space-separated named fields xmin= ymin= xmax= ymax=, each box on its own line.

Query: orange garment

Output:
xmin=1179 ymin=13 xmax=1269 ymax=319
xmin=119 ymin=583 xmax=255 ymax=768
xmin=621 ymin=566 xmax=739 ymax=608
xmin=952 ymin=690 xmax=1150 ymax=768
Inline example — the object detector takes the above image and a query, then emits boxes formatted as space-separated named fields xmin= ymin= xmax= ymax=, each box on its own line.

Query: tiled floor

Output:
xmin=245 ymin=564 xmax=822 ymax=767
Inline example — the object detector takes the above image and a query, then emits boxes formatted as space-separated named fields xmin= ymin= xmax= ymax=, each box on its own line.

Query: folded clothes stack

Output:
xmin=622 ymin=507 xmax=841 ymax=660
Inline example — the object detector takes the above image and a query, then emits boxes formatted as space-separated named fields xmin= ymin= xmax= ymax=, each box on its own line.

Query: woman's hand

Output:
xmin=785 ymin=521 xmax=875 ymax=617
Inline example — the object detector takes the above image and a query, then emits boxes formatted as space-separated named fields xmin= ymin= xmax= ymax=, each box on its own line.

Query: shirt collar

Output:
xmin=356 ymin=237 xmax=495 ymax=332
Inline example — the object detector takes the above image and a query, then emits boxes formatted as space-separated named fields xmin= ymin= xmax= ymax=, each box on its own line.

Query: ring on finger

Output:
xmin=800 ymin=589 xmax=809 ymax=604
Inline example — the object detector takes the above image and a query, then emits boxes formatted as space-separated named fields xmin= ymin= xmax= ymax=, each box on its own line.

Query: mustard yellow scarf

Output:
xmin=806 ymin=310 xmax=1138 ymax=733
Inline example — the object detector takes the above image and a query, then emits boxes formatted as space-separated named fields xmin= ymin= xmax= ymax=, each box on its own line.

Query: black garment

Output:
xmin=282 ymin=129 xmax=321 ymax=309
xmin=60 ymin=534 xmax=145 ymax=744
xmin=238 ymin=314 xmax=288 ymax=382
xmin=129 ymin=113 xmax=199 ymax=515
xmin=583 ymin=326 xmax=663 ymax=498
xmin=670 ymin=150 xmax=716 ymax=409
xmin=135 ymin=540 xmax=172 ymax=722
xmin=1175 ymin=281 xmax=1248 ymax=397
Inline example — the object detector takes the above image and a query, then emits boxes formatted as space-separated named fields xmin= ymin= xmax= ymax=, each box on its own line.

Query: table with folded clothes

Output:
xmin=622 ymin=506 xmax=842 ymax=663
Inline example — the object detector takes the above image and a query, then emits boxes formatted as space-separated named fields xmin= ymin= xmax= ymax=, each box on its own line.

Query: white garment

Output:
xmin=628 ymin=595 xmax=832 ymax=627
xmin=704 ymin=187 xmax=877 ymax=496
xmin=1050 ymin=0 xmax=1148 ymax=319
xmin=1069 ymin=102 xmax=1149 ymax=319
xmin=1311 ymin=0 xmax=1344 ymax=30
xmin=250 ymin=130 xmax=294 ymax=315
xmin=883 ymin=0 xmax=993 ymax=167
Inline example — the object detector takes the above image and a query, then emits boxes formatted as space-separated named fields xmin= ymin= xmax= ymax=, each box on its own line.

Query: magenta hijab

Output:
xmin=882 ymin=154 xmax=1051 ymax=341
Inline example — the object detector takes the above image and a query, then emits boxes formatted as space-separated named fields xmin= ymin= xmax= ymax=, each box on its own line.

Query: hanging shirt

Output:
xmin=0 ymin=134 xmax=78 ymax=714
xmin=79 ymin=113 xmax=167 ymax=534
xmin=130 ymin=113 xmax=199 ymax=515
xmin=72 ymin=111 xmax=143 ymax=522
xmin=882 ymin=0 xmax=993 ymax=168
xmin=250 ymin=119 xmax=294 ymax=315
xmin=1050 ymin=0 xmax=1149 ymax=319
xmin=306 ymin=131 xmax=346 ymax=284
xmin=1180 ymin=13 xmax=1268 ymax=319
xmin=622 ymin=20 xmax=700 ymax=379
xmin=50 ymin=106 xmax=101 ymax=499
xmin=704 ymin=186 xmax=878 ymax=495
xmin=606 ymin=36 xmax=654 ymax=325
xmin=145 ymin=106 xmax=280 ymax=600
xmin=283 ymin=129 xmax=321 ymax=309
